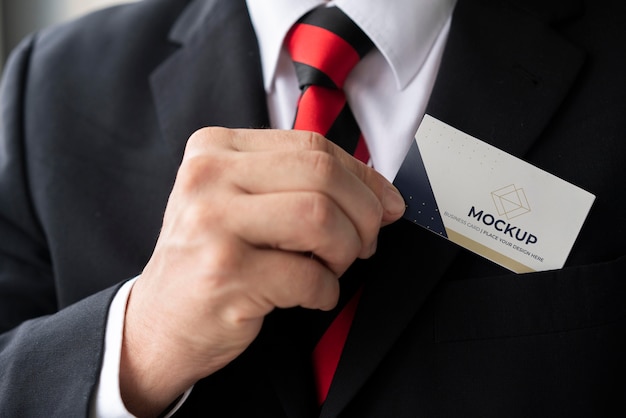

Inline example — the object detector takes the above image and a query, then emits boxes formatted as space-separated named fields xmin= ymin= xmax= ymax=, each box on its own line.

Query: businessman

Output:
xmin=1 ymin=0 xmax=625 ymax=417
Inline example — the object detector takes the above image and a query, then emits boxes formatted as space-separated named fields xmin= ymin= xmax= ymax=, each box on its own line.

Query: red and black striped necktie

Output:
xmin=285 ymin=6 xmax=374 ymax=406
xmin=286 ymin=6 xmax=373 ymax=163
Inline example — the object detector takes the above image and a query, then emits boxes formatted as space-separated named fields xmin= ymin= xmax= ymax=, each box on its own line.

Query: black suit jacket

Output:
xmin=1 ymin=0 xmax=625 ymax=416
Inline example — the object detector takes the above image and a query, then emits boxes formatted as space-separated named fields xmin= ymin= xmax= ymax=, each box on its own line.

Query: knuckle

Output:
xmin=364 ymin=196 xmax=384 ymax=225
xmin=177 ymin=153 xmax=229 ymax=194
xmin=182 ymin=201 xmax=213 ymax=228
xmin=178 ymin=156 xmax=206 ymax=186
xmin=296 ymin=269 xmax=321 ymax=300
xmin=363 ymin=168 xmax=386 ymax=200
xmin=334 ymin=235 xmax=362 ymax=262
xmin=185 ymin=127 xmax=234 ymax=157
xmin=184 ymin=127 xmax=210 ymax=156
xmin=297 ymin=194 xmax=362 ymax=269
xmin=302 ymin=131 xmax=331 ymax=152
xmin=298 ymin=263 xmax=339 ymax=309
xmin=357 ymin=205 xmax=383 ymax=248
xmin=301 ymin=192 xmax=336 ymax=231
xmin=183 ymin=130 xmax=202 ymax=156
xmin=198 ymin=239 xmax=242 ymax=291
xmin=304 ymin=150 xmax=338 ymax=185
xmin=186 ymin=127 xmax=207 ymax=148
xmin=294 ymin=266 xmax=323 ymax=302
xmin=161 ymin=201 xmax=214 ymax=245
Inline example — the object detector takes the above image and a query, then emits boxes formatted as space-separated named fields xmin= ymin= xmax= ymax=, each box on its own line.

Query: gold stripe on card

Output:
xmin=446 ymin=228 xmax=535 ymax=274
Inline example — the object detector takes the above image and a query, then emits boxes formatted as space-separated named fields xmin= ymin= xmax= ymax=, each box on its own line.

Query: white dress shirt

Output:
xmin=92 ymin=0 xmax=456 ymax=416
xmin=248 ymin=0 xmax=456 ymax=180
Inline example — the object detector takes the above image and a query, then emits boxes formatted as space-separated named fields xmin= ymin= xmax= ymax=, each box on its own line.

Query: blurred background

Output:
xmin=0 ymin=0 xmax=138 ymax=73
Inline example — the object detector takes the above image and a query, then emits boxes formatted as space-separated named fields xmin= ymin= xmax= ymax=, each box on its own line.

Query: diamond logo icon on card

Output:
xmin=491 ymin=184 xmax=531 ymax=220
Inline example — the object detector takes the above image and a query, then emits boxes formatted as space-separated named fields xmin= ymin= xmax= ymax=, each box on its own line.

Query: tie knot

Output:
xmin=286 ymin=7 xmax=374 ymax=90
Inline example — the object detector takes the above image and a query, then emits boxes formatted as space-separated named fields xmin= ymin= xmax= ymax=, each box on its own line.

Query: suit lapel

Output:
xmin=149 ymin=0 xmax=269 ymax=162
xmin=426 ymin=0 xmax=585 ymax=157
xmin=321 ymin=1 xmax=585 ymax=416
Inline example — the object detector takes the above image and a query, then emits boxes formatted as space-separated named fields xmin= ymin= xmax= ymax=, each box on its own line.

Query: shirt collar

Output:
xmin=246 ymin=0 xmax=457 ymax=92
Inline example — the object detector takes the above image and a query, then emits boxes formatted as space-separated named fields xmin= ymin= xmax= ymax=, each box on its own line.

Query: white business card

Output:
xmin=394 ymin=114 xmax=595 ymax=273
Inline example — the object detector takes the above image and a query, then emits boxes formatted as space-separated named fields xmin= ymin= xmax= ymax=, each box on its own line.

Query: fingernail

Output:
xmin=383 ymin=184 xmax=406 ymax=216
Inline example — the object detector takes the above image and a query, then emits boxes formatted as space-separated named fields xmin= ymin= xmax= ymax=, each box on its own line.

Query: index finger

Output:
xmin=187 ymin=127 xmax=406 ymax=224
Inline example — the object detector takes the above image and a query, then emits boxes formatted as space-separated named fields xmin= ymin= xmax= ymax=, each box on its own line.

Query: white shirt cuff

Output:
xmin=90 ymin=277 xmax=192 ymax=418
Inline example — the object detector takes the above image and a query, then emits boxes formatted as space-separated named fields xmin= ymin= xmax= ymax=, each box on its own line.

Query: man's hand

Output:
xmin=119 ymin=128 xmax=405 ymax=416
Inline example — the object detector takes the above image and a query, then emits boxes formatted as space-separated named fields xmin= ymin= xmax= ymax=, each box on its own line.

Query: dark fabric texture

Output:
xmin=1 ymin=0 xmax=625 ymax=416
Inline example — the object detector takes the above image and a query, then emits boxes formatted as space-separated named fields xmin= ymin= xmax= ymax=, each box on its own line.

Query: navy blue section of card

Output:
xmin=393 ymin=141 xmax=447 ymax=237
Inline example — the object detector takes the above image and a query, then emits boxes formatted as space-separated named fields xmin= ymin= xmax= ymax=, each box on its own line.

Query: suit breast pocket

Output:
xmin=433 ymin=255 xmax=626 ymax=342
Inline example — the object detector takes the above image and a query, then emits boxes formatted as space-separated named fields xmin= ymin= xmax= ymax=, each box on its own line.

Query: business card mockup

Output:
xmin=393 ymin=114 xmax=595 ymax=273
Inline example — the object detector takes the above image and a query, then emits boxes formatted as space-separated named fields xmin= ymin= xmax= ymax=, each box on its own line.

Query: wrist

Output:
xmin=118 ymin=282 xmax=198 ymax=417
